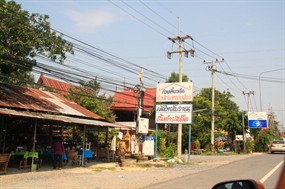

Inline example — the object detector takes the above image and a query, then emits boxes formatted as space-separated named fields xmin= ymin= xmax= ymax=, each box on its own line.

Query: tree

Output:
xmin=66 ymin=79 xmax=116 ymax=122
xmin=0 ymin=0 xmax=73 ymax=84
xmin=190 ymin=88 xmax=241 ymax=149
xmin=166 ymin=72 xmax=189 ymax=83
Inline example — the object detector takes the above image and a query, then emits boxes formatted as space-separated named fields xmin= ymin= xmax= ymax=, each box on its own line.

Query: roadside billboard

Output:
xmin=248 ymin=112 xmax=267 ymax=128
xmin=156 ymin=82 xmax=193 ymax=102
xmin=155 ymin=104 xmax=192 ymax=124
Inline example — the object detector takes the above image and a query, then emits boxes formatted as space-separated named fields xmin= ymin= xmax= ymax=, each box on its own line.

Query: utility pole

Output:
xmin=204 ymin=59 xmax=224 ymax=151
xmin=167 ymin=30 xmax=194 ymax=157
xmin=242 ymin=111 xmax=246 ymax=153
xmin=243 ymin=91 xmax=254 ymax=114
xmin=135 ymin=69 xmax=145 ymax=154
xmin=243 ymin=91 xmax=254 ymax=133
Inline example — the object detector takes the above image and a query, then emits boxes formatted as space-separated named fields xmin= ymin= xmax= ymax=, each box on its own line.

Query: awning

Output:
xmin=0 ymin=108 xmax=130 ymax=128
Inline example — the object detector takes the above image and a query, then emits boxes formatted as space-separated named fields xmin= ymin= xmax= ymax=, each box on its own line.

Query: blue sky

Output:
xmin=15 ymin=0 xmax=284 ymax=128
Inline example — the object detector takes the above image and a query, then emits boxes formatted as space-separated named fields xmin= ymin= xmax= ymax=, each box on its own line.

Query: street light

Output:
xmin=259 ymin=68 xmax=285 ymax=111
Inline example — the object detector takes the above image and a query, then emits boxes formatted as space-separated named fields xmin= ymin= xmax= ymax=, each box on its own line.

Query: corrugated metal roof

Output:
xmin=111 ymin=88 xmax=156 ymax=113
xmin=37 ymin=73 xmax=76 ymax=94
xmin=0 ymin=108 xmax=128 ymax=128
xmin=0 ymin=84 xmax=104 ymax=120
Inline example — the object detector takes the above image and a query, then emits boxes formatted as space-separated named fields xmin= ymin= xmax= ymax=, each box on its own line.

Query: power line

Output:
xmin=215 ymin=64 xmax=244 ymax=92
xmin=108 ymin=0 xmax=169 ymax=38
xmin=215 ymin=74 xmax=241 ymax=94
xmin=215 ymin=69 xmax=285 ymax=83
xmin=0 ymin=3 xmax=168 ymax=86
xmin=119 ymin=0 xmax=176 ymax=36
xmin=138 ymin=0 xmax=178 ymax=31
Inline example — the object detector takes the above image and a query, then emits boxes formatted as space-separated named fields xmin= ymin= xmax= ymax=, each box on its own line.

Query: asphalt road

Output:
xmin=146 ymin=153 xmax=285 ymax=189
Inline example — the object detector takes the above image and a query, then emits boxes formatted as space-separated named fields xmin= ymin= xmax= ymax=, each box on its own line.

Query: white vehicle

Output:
xmin=269 ymin=140 xmax=285 ymax=154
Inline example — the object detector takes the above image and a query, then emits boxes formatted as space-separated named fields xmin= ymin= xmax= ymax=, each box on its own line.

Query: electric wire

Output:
xmin=1 ymin=1 xmax=226 ymax=98
xmin=52 ymin=30 xmax=167 ymax=82
xmin=215 ymin=73 xmax=241 ymax=94
xmin=139 ymin=1 xmax=257 ymax=95
xmin=0 ymin=3 xmax=168 ymax=85
xmin=119 ymin=0 xmax=176 ymax=36
xmin=138 ymin=0 xmax=178 ymax=31
xmin=108 ymin=0 xmax=169 ymax=38
xmin=0 ymin=73 xmax=155 ymax=109
xmin=215 ymin=69 xmax=285 ymax=83
xmin=216 ymin=63 xmax=244 ymax=92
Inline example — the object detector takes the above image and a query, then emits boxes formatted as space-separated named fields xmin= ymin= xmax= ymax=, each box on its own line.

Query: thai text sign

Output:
xmin=155 ymin=104 xmax=192 ymax=124
xmin=156 ymin=82 xmax=193 ymax=102
xmin=248 ymin=112 xmax=267 ymax=128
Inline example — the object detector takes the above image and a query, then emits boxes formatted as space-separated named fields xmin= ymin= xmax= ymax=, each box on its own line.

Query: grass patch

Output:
xmin=201 ymin=151 xmax=240 ymax=156
xmin=92 ymin=167 xmax=116 ymax=172
xmin=135 ymin=162 xmax=167 ymax=168
xmin=182 ymin=161 xmax=197 ymax=165
xmin=165 ymin=161 xmax=176 ymax=168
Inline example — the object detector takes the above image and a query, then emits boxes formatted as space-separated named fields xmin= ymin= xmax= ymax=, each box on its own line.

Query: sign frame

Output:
xmin=156 ymin=82 xmax=193 ymax=102
xmin=248 ymin=112 xmax=268 ymax=129
xmin=155 ymin=104 xmax=192 ymax=124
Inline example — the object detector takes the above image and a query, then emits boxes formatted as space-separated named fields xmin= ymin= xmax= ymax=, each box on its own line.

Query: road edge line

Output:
xmin=260 ymin=160 xmax=284 ymax=183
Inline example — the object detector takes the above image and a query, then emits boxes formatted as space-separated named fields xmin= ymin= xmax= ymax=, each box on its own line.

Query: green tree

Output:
xmin=0 ymin=0 xmax=73 ymax=84
xmin=166 ymin=72 xmax=189 ymax=82
xmin=66 ymin=79 xmax=116 ymax=122
xmin=190 ymin=88 xmax=241 ymax=150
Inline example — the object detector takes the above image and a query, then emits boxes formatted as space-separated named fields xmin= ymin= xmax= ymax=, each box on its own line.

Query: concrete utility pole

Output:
xmin=135 ymin=69 xmax=145 ymax=154
xmin=203 ymin=59 xmax=224 ymax=152
xmin=242 ymin=91 xmax=254 ymax=133
xmin=136 ymin=69 xmax=145 ymax=135
xmin=167 ymin=33 xmax=194 ymax=157
xmin=243 ymin=91 xmax=254 ymax=113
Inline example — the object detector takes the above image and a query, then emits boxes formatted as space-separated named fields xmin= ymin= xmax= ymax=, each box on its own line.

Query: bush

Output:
xmin=163 ymin=143 xmax=177 ymax=158
xmin=245 ymin=140 xmax=255 ymax=153
xmin=152 ymin=129 xmax=177 ymax=158
xmin=194 ymin=139 xmax=200 ymax=149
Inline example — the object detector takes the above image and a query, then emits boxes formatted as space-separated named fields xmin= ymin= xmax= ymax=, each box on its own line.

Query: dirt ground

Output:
xmin=0 ymin=153 xmax=261 ymax=189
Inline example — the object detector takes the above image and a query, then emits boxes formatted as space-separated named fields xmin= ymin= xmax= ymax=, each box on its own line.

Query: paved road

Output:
xmin=146 ymin=153 xmax=284 ymax=189
xmin=1 ymin=153 xmax=283 ymax=189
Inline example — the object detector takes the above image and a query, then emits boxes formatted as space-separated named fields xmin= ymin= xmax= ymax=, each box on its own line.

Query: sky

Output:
xmin=15 ymin=0 xmax=284 ymax=128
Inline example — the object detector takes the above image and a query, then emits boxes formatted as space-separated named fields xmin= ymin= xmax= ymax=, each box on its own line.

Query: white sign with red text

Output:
xmin=156 ymin=82 xmax=193 ymax=102
xmin=155 ymin=104 xmax=192 ymax=124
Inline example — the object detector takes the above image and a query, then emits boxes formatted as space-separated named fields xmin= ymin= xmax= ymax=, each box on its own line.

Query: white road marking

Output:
xmin=260 ymin=160 xmax=284 ymax=183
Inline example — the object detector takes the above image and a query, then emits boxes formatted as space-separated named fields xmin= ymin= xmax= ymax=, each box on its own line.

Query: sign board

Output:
xmin=142 ymin=136 xmax=154 ymax=156
xmin=248 ymin=112 xmax=267 ymax=128
xmin=137 ymin=118 xmax=149 ymax=134
xmin=156 ymin=82 xmax=193 ymax=102
xmin=155 ymin=104 xmax=192 ymax=124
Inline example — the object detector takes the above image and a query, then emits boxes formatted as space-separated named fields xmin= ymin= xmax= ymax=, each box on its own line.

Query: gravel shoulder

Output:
xmin=0 ymin=153 xmax=263 ymax=189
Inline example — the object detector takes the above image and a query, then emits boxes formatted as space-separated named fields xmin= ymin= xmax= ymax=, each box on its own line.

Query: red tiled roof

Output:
xmin=111 ymin=88 xmax=156 ymax=113
xmin=37 ymin=73 xmax=76 ymax=94
xmin=0 ymin=84 xmax=105 ymax=120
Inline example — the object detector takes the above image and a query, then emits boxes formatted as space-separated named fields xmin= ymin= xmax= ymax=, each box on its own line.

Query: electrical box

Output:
xmin=236 ymin=135 xmax=243 ymax=141
xmin=137 ymin=118 xmax=149 ymax=134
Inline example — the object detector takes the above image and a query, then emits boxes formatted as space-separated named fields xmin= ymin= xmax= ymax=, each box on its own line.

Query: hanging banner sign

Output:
xmin=155 ymin=104 xmax=192 ymax=124
xmin=248 ymin=112 xmax=267 ymax=128
xmin=156 ymin=82 xmax=193 ymax=102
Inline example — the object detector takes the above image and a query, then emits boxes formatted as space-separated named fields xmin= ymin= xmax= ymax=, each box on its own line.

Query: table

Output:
xmin=77 ymin=149 xmax=93 ymax=159
xmin=11 ymin=151 xmax=39 ymax=169
xmin=11 ymin=151 xmax=38 ymax=159
xmin=42 ymin=150 xmax=67 ymax=161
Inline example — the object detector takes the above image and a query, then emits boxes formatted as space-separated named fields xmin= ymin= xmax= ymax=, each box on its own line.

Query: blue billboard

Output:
xmin=248 ymin=120 xmax=267 ymax=128
xmin=248 ymin=112 xmax=268 ymax=129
